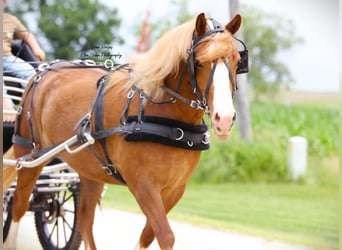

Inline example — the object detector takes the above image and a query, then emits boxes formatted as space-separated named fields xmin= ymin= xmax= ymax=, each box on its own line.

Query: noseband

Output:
xmin=162 ymin=18 xmax=248 ymax=113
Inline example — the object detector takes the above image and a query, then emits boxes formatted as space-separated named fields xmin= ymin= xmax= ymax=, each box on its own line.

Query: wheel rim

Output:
xmin=38 ymin=190 xmax=78 ymax=248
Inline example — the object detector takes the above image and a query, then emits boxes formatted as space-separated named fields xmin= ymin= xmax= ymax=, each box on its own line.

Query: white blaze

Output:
xmin=212 ymin=61 xmax=235 ymax=118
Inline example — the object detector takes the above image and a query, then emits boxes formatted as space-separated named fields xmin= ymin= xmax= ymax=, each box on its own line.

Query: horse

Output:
xmin=4 ymin=13 xmax=244 ymax=249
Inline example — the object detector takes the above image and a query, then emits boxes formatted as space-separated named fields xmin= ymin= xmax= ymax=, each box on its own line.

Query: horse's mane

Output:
xmin=107 ymin=18 xmax=196 ymax=98
xmin=107 ymin=15 xmax=238 ymax=100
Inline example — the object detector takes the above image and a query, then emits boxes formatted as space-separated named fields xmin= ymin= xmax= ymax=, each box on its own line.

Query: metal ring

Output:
xmin=15 ymin=160 xmax=23 ymax=170
xmin=33 ymin=74 xmax=42 ymax=83
xmin=84 ymin=59 xmax=96 ymax=66
xmin=127 ymin=89 xmax=135 ymax=99
xmin=202 ymin=132 xmax=210 ymax=144
xmin=104 ymin=59 xmax=114 ymax=69
xmin=187 ymin=141 xmax=194 ymax=147
xmin=103 ymin=166 xmax=112 ymax=175
xmin=176 ymin=128 xmax=184 ymax=141
xmin=38 ymin=63 xmax=49 ymax=71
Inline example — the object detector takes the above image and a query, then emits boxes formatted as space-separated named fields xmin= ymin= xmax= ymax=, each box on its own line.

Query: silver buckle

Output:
xmin=176 ymin=128 xmax=184 ymax=140
xmin=202 ymin=132 xmax=211 ymax=144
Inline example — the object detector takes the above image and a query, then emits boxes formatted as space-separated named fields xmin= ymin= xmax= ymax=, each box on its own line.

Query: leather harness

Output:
xmin=11 ymin=19 xmax=248 ymax=185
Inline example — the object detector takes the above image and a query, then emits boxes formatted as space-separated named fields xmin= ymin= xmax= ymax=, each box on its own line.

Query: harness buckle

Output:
xmin=33 ymin=74 xmax=42 ymax=84
xmin=103 ymin=165 xmax=113 ymax=175
xmin=17 ymin=106 xmax=23 ymax=115
xmin=202 ymin=98 xmax=207 ymax=106
xmin=190 ymin=100 xmax=203 ymax=110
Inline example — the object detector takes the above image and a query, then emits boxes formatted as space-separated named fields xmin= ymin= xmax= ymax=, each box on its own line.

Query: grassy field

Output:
xmin=101 ymin=90 xmax=339 ymax=250
xmin=261 ymin=90 xmax=339 ymax=110
xmin=102 ymin=181 xmax=338 ymax=249
xmin=267 ymin=90 xmax=339 ymax=108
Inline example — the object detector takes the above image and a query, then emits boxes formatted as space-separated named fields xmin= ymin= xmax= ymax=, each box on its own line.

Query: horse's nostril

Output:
xmin=233 ymin=112 xmax=237 ymax=122
xmin=214 ymin=112 xmax=220 ymax=122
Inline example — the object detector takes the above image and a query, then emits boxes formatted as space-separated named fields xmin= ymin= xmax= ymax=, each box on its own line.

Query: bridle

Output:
xmin=160 ymin=18 xmax=248 ymax=114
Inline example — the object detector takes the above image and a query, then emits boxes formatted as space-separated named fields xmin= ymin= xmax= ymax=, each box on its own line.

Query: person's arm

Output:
xmin=23 ymin=32 xmax=45 ymax=61
xmin=10 ymin=14 xmax=46 ymax=62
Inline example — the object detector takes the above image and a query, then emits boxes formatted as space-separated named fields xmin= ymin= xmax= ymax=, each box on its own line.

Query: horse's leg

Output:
xmin=136 ymin=184 xmax=187 ymax=250
xmin=134 ymin=222 xmax=154 ymax=250
xmin=4 ymin=165 xmax=43 ymax=250
xmin=3 ymin=146 xmax=18 ymax=191
xmin=133 ymin=183 xmax=187 ymax=250
xmin=77 ymin=176 xmax=104 ymax=250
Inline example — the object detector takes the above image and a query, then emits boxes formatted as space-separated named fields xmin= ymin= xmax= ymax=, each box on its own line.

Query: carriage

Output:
xmin=3 ymin=13 xmax=248 ymax=249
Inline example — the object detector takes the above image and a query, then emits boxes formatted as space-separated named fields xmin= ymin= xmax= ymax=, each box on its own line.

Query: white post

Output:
xmin=288 ymin=136 xmax=308 ymax=180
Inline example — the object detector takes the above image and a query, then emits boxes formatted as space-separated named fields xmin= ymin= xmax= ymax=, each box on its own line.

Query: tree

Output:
xmin=230 ymin=0 xmax=251 ymax=141
xmin=241 ymin=4 xmax=303 ymax=100
xmin=7 ymin=0 xmax=124 ymax=60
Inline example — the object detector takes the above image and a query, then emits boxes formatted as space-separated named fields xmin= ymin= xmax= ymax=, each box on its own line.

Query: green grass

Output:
xmin=192 ymin=101 xmax=338 ymax=183
xmin=102 ymin=181 xmax=338 ymax=250
xmin=101 ymin=91 xmax=339 ymax=249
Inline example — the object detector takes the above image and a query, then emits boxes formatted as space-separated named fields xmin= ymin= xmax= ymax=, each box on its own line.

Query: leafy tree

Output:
xmin=241 ymin=5 xmax=303 ymax=100
xmin=7 ymin=0 xmax=124 ymax=60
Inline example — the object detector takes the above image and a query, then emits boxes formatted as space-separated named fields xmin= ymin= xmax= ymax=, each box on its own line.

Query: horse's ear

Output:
xmin=195 ymin=13 xmax=207 ymax=37
xmin=225 ymin=14 xmax=242 ymax=35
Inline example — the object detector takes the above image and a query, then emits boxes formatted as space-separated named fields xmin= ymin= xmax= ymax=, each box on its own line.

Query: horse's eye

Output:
xmin=195 ymin=61 xmax=203 ymax=68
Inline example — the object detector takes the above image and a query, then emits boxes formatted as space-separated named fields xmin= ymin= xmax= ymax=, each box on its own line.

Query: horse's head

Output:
xmin=116 ymin=13 xmax=246 ymax=142
xmin=190 ymin=13 xmax=243 ymax=140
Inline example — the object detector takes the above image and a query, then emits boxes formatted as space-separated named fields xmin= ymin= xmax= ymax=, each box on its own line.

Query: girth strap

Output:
xmin=93 ymin=76 xmax=126 ymax=184
xmin=93 ymin=121 xmax=208 ymax=143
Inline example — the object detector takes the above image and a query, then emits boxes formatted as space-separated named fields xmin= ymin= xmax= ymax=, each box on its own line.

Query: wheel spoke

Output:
xmin=63 ymin=208 xmax=75 ymax=213
xmin=61 ymin=192 xmax=73 ymax=205
xmin=47 ymin=215 xmax=57 ymax=242
xmin=62 ymin=217 xmax=68 ymax=245
xmin=61 ymin=214 xmax=74 ymax=231
xmin=34 ymin=181 xmax=81 ymax=249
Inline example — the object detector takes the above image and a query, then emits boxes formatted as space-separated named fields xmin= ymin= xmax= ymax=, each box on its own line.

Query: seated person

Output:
xmin=2 ymin=0 xmax=45 ymax=86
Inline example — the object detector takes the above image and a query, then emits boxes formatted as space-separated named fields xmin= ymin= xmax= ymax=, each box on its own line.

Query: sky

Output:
xmin=105 ymin=0 xmax=339 ymax=93
xmin=10 ymin=0 xmax=338 ymax=93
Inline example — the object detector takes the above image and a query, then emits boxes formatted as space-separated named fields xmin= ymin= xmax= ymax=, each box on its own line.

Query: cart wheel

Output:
xmin=34 ymin=184 xmax=82 ymax=250
xmin=3 ymin=195 xmax=13 ymax=242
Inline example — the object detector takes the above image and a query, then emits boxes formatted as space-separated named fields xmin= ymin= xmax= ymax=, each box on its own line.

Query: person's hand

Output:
xmin=34 ymin=47 xmax=45 ymax=61
xmin=24 ymin=32 xmax=46 ymax=61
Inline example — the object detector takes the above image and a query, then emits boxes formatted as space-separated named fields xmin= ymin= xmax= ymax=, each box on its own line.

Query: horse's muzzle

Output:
xmin=211 ymin=112 xmax=236 ymax=140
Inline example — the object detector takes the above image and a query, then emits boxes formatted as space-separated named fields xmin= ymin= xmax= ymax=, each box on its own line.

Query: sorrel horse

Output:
xmin=4 ymin=13 xmax=245 ymax=249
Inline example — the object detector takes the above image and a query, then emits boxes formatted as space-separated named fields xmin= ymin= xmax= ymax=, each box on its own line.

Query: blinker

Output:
xmin=235 ymin=37 xmax=248 ymax=74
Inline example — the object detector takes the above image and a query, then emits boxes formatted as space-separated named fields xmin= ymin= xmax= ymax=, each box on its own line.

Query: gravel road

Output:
xmin=15 ymin=208 xmax=314 ymax=250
